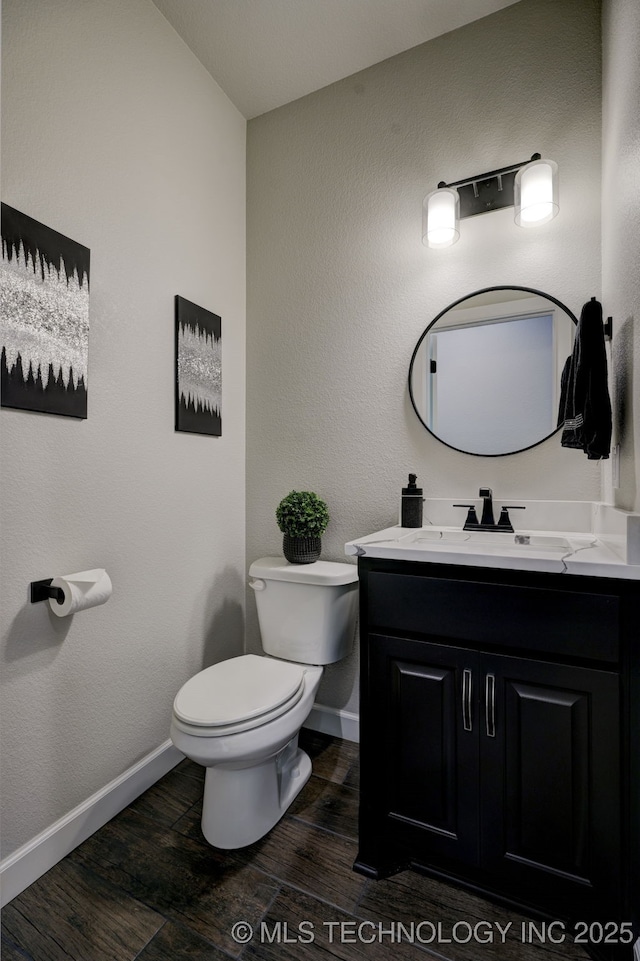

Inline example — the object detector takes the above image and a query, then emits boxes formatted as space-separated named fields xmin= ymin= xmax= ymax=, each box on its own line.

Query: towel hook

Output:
xmin=590 ymin=297 xmax=613 ymax=339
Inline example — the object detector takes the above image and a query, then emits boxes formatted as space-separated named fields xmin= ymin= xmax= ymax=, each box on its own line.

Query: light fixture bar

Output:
xmin=440 ymin=153 xmax=541 ymax=219
xmin=443 ymin=154 xmax=541 ymax=191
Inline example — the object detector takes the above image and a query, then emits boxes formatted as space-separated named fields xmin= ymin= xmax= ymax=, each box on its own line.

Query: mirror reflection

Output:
xmin=408 ymin=287 xmax=577 ymax=456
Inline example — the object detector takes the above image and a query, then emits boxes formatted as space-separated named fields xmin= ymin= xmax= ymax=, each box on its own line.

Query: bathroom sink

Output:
xmin=398 ymin=528 xmax=574 ymax=554
xmin=346 ymin=525 xmax=593 ymax=562
xmin=345 ymin=501 xmax=640 ymax=578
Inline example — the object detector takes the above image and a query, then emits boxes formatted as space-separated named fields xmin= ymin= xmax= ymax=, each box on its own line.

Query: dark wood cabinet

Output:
xmin=356 ymin=557 xmax=638 ymax=949
xmin=368 ymin=635 xmax=480 ymax=867
xmin=480 ymin=652 xmax=620 ymax=916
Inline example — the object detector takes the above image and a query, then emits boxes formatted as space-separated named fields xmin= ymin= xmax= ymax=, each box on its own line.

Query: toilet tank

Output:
xmin=248 ymin=557 xmax=358 ymax=664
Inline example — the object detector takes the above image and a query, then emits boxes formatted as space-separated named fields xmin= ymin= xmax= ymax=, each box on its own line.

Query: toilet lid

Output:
xmin=173 ymin=654 xmax=306 ymax=728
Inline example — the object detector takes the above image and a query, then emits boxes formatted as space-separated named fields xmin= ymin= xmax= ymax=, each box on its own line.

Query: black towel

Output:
xmin=557 ymin=298 xmax=612 ymax=459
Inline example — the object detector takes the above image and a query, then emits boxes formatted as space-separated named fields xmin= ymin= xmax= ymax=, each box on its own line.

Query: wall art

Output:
xmin=175 ymin=295 xmax=222 ymax=436
xmin=0 ymin=203 xmax=90 ymax=418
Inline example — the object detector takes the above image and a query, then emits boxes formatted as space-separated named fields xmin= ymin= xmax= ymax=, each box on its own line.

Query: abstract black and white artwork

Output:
xmin=1 ymin=204 xmax=90 ymax=418
xmin=175 ymin=295 xmax=222 ymax=436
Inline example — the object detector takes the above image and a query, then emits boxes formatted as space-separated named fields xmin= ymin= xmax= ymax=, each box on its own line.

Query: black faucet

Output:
xmin=479 ymin=487 xmax=495 ymax=526
xmin=454 ymin=488 xmax=525 ymax=533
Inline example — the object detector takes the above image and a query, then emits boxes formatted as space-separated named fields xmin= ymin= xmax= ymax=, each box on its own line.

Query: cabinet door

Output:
xmin=368 ymin=634 xmax=480 ymax=866
xmin=480 ymin=653 xmax=621 ymax=915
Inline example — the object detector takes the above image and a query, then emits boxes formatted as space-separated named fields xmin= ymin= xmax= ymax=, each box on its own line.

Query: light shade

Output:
xmin=423 ymin=187 xmax=460 ymax=248
xmin=514 ymin=158 xmax=559 ymax=227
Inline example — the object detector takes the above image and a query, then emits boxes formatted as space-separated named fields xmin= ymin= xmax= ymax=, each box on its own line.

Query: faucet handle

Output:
xmin=453 ymin=504 xmax=479 ymax=529
xmin=497 ymin=505 xmax=525 ymax=531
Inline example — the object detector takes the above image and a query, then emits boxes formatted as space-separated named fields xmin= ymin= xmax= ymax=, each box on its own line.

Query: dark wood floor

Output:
xmin=2 ymin=731 xmax=590 ymax=961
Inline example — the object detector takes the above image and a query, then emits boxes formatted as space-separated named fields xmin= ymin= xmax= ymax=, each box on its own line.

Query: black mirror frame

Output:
xmin=408 ymin=285 xmax=579 ymax=457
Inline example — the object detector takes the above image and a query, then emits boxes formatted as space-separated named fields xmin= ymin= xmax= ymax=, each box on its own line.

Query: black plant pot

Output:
xmin=283 ymin=534 xmax=321 ymax=564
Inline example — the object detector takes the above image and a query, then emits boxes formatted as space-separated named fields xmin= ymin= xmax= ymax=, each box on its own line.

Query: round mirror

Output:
xmin=408 ymin=286 xmax=577 ymax=456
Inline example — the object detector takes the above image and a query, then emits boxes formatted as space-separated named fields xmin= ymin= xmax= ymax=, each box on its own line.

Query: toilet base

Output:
xmin=200 ymin=735 xmax=312 ymax=849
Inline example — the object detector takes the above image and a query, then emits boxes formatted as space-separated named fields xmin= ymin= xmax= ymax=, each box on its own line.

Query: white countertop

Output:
xmin=345 ymin=501 xmax=640 ymax=580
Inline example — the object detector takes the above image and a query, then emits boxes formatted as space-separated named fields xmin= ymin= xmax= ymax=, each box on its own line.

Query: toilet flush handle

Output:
xmin=249 ymin=578 xmax=267 ymax=591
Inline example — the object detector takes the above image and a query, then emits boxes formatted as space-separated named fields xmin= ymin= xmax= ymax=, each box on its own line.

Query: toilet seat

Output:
xmin=172 ymin=654 xmax=306 ymax=737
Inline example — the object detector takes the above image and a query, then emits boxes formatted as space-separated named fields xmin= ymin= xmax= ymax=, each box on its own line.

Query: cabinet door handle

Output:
xmin=462 ymin=668 xmax=473 ymax=732
xmin=485 ymin=673 xmax=496 ymax=737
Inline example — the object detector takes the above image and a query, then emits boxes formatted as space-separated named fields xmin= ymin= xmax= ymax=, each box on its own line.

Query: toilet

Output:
xmin=170 ymin=557 xmax=358 ymax=849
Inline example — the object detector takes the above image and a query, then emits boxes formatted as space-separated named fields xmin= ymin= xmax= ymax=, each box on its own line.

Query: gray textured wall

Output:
xmin=246 ymin=0 xmax=603 ymax=715
xmin=602 ymin=0 xmax=640 ymax=511
xmin=1 ymin=0 xmax=246 ymax=858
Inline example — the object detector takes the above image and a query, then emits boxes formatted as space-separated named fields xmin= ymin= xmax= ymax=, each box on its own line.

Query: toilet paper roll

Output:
xmin=48 ymin=569 xmax=112 ymax=617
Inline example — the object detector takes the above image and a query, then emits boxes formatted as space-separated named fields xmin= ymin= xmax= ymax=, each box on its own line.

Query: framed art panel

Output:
xmin=175 ymin=295 xmax=222 ymax=436
xmin=1 ymin=203 xmax=90 ymax=418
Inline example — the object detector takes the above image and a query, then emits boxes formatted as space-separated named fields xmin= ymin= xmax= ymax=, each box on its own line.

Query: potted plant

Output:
xmin=276 ymin=490 xmax=329 ymax=564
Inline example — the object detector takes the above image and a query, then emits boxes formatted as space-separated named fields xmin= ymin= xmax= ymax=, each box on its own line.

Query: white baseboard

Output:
xmin=0 ymin=739 xmax=182 ymax=907
xmin=1 ymin=710 xmax=358 ymax=907
xmin=304 ymin=703 xmax=359 ymax=743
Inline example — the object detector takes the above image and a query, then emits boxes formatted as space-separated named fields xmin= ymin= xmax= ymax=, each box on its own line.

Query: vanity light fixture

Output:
xmin=423 ymin=153 xmax=559 ymax=248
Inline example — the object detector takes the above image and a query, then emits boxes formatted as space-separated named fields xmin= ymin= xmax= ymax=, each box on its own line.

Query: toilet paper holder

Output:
xmin=30 ymin=578 xmax=65 ymax=604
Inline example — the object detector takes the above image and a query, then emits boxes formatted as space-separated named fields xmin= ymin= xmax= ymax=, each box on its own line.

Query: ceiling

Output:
xmin=150 ymin=0 xmax=522 ymax=119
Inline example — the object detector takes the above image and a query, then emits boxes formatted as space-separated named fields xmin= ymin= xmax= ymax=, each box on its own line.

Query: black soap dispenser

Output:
xmin=401 ymin=473 xmax=423 ymax=528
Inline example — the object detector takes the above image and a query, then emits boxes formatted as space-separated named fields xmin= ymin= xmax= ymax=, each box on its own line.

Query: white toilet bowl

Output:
xmin=170 ymin=558 xmax=358 ymax=849
xmin=170 ymin=655 xmax=323 ymax=848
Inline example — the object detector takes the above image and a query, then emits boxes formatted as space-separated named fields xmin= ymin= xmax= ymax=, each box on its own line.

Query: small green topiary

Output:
xmin=275 ymin=490 xmax=329 ymax=538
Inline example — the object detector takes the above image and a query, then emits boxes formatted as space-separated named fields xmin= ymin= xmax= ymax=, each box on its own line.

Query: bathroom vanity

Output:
xmin=346 ymin=502 xmax=640 ymax=955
